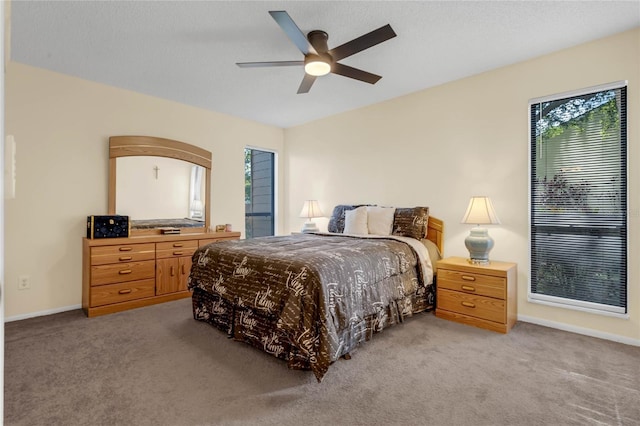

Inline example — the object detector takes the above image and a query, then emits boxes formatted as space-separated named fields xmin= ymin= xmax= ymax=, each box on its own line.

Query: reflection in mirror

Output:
xmin=189 ymin=165 xmax=205 ymax=220
xmin=116 ymin=156 xmax=206 ymax=228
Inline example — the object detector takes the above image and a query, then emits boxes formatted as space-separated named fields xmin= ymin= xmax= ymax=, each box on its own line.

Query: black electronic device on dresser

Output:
xmin=87 ymin=215 xmax=130 ymax=239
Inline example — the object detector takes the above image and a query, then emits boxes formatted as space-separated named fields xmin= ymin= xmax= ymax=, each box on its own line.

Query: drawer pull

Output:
xmin=173 ymin=243 xmax=184 ymax=248
xmin=119 ymin=256 xmax=133 ymax=261
xmin=173 ymin=251 xmax=184 ymax=256
xmin=118 ymin=289 xmax=132 ymax=295
xmin=118 ymin=269 xmax=132 ymax=275
xmin=461 ymin=275 xmax=476 ymax=281
xmin=461 ymin=301 xmax=476 ymax=309
xmin=119 ymin=247 xmax=133 ymax=252
xmin=461 ymin=285 xmax=476 ymax=292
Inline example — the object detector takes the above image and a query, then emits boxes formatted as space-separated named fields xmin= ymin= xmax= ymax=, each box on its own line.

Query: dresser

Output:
xmin=436 ymin=257 xmax=517 ymax=333
xmin=82 ymin=231 xmax=240 ymax=317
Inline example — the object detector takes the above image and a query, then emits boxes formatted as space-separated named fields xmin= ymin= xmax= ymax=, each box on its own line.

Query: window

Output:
xmin=529 ymin=82 xmax=627 ymax=315
xmin=188 ymin=165 xmax=205 ymax=220
xmin=245 ymin=148 xmax=275 ymax=238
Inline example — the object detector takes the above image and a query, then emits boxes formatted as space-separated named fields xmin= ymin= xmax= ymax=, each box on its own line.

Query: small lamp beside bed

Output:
xmin=461 ymin=196 xmax=501 ymax=265
xmin=299 ymin=200 xmax=324 ymax=233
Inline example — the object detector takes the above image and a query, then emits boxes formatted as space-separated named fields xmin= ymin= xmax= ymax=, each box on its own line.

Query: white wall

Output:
xmin=4 ymin=62 xmax=284 ymax=319
xmin=284 ymin=28 xmax=640 ymax=343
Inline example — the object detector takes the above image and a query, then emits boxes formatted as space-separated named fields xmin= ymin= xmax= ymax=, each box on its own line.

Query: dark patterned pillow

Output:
xmin=392 ymin=207 xmax=429 ymax=240
xmin=328 ymin=204 xmax=369 ymax=233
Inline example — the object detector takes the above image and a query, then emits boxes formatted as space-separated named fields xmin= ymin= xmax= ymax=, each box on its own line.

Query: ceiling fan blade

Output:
xmin=269 ymin=11 xmax=318 ymax=56
xmin=297 ymin=74 xmax=317 ymax=94
xmin=331 ymin=63 xmax=382 ymax=84
xmin=237 ymin=61 xmax=303 ymax=68
xmin=328 ymin=24 xmax=396 ymax=61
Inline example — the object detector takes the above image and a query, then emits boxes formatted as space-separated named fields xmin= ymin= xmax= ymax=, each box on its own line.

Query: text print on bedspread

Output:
xmin=286 ymin=267 xmax=308 ymax=297
xmin=261 ymin=332 xmax=286 ymax=358
xmin=233 ymin=256 xmax=251 ymax=278
xmin=254 ymin=285 xmax=276 ymax=313
xmin=188 ymin=233 xmax=434 ymax=381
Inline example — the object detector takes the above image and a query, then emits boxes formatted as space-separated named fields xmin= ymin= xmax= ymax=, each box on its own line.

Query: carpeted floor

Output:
xmin=4 ymin=298 xmax=640 ymax=426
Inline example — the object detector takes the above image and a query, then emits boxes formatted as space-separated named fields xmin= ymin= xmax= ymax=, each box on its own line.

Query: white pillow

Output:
xmin=366 ymin=206 xmax=396 ymax=235
xmin=343 ymin=206 xmax=368 ymax=235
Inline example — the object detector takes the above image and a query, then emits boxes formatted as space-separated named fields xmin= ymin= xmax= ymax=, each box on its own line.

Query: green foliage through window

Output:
xmin=535 ymin=91 xmax=618 ymax=139
xmin=245 ymin=148 xmax=252 ymax=204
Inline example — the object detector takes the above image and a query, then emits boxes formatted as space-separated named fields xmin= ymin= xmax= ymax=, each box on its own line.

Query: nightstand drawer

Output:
xmin=438 ymin=288 xmax=505 ymax=324
xmin=438 ymin=269 xmax=506 ymax=299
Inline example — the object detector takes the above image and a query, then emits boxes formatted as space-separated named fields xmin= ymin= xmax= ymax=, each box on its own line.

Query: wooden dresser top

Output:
xmin=84 ymin=231 xmax=241 ymax=247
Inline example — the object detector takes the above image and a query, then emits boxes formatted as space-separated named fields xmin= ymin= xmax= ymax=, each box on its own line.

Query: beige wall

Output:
xmin=4 ymin=62 xmax=284 ymax=318
xmin=284 ymin=28 xmax=640 ymax=343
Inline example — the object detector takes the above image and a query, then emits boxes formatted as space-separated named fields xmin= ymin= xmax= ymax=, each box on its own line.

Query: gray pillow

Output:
xmin=327 ymin=204 xmax=369 ymax=233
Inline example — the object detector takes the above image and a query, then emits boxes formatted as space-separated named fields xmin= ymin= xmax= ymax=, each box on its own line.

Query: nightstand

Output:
xmin=436 ymin=256 xmax=517 ymax=333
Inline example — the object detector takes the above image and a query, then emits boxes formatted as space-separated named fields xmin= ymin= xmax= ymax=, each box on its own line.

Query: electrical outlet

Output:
xmin=18 ymin=275 xmax=30 ymax=290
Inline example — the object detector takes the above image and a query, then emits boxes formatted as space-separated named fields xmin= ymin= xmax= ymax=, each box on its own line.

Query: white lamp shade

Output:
xmin=461 ymin=196 xmax=501 ymax=225
xmin=299 ymin=200 xmax=324 ymax=219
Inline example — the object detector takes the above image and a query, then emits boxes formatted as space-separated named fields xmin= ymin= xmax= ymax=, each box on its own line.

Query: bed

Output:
xmin=188 ymin=205 xmax=444 ymax=381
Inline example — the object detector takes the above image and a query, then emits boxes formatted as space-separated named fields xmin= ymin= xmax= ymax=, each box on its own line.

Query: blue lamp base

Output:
xmin=465 ymin=227 xmax=495 ymax=265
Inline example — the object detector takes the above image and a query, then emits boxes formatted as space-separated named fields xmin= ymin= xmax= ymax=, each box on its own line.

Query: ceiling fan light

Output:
xmin=304 ymin=59 xmax=331 ymax=76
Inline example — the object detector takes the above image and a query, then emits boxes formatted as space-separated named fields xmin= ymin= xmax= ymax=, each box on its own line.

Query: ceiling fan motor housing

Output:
xmin=307 ymin=30 xmax=330 ymax=53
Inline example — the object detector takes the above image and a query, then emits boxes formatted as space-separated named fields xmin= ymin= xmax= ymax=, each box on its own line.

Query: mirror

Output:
xmin=108 ymin=136 xmax=212 ymax=235
xmin=116 ymin=157 xmax=206 ymax=222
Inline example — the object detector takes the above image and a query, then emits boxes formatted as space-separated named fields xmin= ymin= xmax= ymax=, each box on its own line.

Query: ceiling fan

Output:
xmin=236 ymin=11 xmax=397 ymax=94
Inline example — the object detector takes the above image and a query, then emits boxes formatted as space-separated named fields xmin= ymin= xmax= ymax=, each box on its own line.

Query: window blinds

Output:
xmin=529 ymin=83 xmax=627 ymax=314
xmin=245 ymin=148 xmax=275 ymax=238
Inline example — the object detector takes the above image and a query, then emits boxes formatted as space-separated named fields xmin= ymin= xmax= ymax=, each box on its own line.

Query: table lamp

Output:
xmin=299 ymin=200 xmax=324 ymax=233
xmin=461 ymin=196 xmax=501 ymax=264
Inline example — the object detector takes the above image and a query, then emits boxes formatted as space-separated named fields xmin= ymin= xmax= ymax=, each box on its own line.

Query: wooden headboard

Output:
xmin=426 ymin=216 xmax=444 ymax=255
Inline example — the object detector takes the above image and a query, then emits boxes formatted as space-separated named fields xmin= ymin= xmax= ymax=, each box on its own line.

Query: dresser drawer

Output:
xmin=156 ymin=240 xmax=198 ymax=259
xmin=198 ymin=235 xmax=239 ymax=247
xmin=437 ymin=288 xmax=505 ymax=324
xmin=438 ymin=269 xmax=506 ymax=299
xmin=199 ymin=237 xmax=236 ymax=246
xmin=91 ymin=260 xmax=155 ymax=286
xmin=90 ymin=243 xmax=155 ymax=266
xmin=90 ymin=279 xmax=156 ymax=307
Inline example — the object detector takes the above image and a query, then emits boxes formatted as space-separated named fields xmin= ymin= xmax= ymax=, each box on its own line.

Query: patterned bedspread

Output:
xmin=188 ymin=233 xmax=433 ymax=381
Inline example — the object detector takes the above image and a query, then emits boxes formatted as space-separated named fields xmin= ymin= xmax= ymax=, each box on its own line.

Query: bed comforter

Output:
xmin=188 ymin=233 xmax=434 ymax=381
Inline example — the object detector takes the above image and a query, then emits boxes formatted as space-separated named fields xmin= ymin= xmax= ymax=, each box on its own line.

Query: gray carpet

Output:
xmin=4 ymin=298 xmax=639 ymax=426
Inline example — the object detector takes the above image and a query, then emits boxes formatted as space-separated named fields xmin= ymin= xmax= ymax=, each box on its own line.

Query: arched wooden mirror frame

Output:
xmin=108 ymin=136 xmax=212 ymax=235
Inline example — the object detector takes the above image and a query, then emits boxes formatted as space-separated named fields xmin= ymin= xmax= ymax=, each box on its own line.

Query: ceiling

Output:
xmin=10 ymin=1 xmax=640 ymax=128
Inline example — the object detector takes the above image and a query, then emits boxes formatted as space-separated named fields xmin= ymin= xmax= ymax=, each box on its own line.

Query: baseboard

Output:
xmin=518 ymin=314 xmax=640 ymax=347
xmin=4 ymin=304 xmax=82 ymax=323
